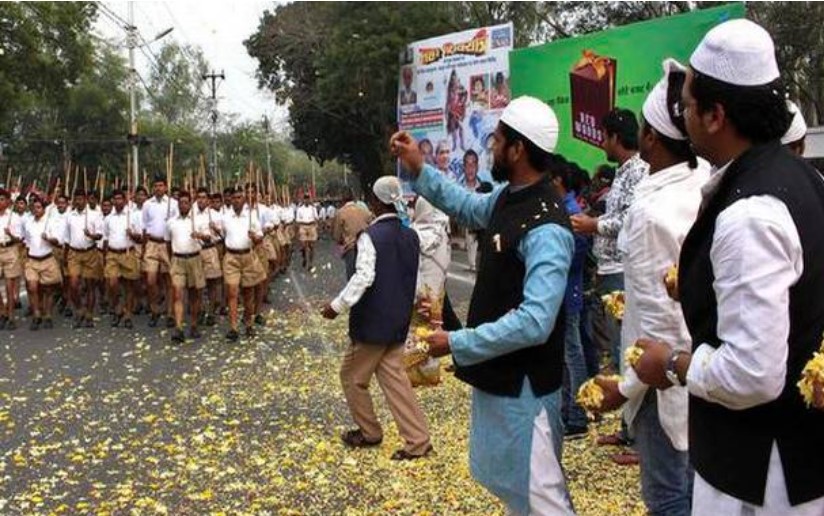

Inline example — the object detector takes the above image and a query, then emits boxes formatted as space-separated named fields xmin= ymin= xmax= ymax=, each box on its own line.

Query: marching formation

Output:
xmin=0 ymin=177 xmax=338 ymax=342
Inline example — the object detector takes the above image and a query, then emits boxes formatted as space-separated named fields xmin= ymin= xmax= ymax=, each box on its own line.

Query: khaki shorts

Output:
xmin=298 ymin=223 xmax=318 ymax=242
xmin=263 ymin=235 xmax=278 ymax=262
xmin=223 ymin=250 xmax=266 ymax=288
xmin=53 ymin=247 xmax=67 ymax=277
xmin=276 ymin=226 xmax=289 ymax=247
xmin=255 ymin=245 xmax=271 ymax=272
xmin=104 ymin=250 xmax=140 ymax=281
xmin=24 ymin=255 xmax=62 ymax=286
xmin=171 ymin=255 xmax=206 ymax=289
xmin=143 ymin=240 xmax=170 ymax=274
xmin=287 ymin=224 xmax=296 ymax=240
xmin=67 ymin=248 xmax=102 ymax=280
xmin=200 ymin=246 xmax=223 ymax=280
xmin=0 ymin=245 xmax=22 ymax=279
xmin=135 ymin=244 xmax=145 ymax=273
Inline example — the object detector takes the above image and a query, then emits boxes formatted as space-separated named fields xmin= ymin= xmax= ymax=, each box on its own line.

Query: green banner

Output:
xmin=510 ymin=3 xmax=745 ymax=171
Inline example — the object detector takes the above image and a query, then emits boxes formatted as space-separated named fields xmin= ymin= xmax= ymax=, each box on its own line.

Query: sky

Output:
xmin=93 ymin=1 xmax=289 ymax=131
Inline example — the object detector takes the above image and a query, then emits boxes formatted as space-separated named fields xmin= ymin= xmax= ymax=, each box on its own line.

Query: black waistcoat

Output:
xmin=457 ymin=177 xmax=571 ymax=398
xmin=679 ymin=142 xmax=824 ymax=506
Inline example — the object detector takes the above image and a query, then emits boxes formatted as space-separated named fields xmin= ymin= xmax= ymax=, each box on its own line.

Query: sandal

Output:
xmin=341 ymin=429 xmax=382 ymax=448
xmin=390 ymin=445 xmax=434 ymax=461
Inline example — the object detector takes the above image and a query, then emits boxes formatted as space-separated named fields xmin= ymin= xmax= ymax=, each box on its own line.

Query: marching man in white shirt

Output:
xmin=166 ymin=191 xmax=208 ymax=343
xmin=593 ymin=60 xmax=709 ymax=515
xmin=22 ymin=197 xmax=63 ymax=330
xmin=0 ymin=189 xmax=24 ymax=330
xmin=142 ymin=176 xmax=179 ymax=329
xmin=632 ymin=19 xmax=824 ymax=514
xmin=296 ymin=193 xmax=318 ymax=271
xmin=195 ymin=187 xmax=222 ymax=327
xmin=103 ymin=189 xmax=143 ymax=329
xmin=65 ymin=188 xmax=105 ymax=329
xmin=212 ymin=187 xmax=266 ymax=341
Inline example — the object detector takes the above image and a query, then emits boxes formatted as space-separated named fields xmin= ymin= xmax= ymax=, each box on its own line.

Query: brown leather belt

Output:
xmin=107 ymin=247 xmax=130 ymax=254
xmin=225 ymin=247 xmax=250 ymax=255
xmin=201 ymin=242 xmax=216 ymax=249
xmin=68 ymin=245 xmax=93 ymax=253
xmin=0 ymin=241 xmax=18 ymax=248
xmin=147 ymin=236 xmax=166 ymax=244
xmin=173 ymin=252 xmax=200 ymax=259
xmin=27 ymin=253 xmax=53 ymax=261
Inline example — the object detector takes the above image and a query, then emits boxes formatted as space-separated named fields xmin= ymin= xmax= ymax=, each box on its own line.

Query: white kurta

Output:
xmin=616 ymin=160 xmax=709 ymax=451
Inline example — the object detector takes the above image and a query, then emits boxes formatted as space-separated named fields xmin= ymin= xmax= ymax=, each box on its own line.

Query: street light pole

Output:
xmin=128 ymin=2 xmax=139 ymax=189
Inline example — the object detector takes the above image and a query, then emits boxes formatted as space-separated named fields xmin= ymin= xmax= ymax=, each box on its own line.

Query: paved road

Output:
xmin=0 ymin=238 xmax=498 ymax=515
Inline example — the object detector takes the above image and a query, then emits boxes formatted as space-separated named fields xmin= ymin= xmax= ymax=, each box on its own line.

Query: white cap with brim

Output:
xmin=372 ymin=176 xmax=406 ymax=213
xmin=690 ymin=19 xmax=780 ymax=86
xmin=781 ymin=100 xmax=807 ymax=145
xmin=643 ymin=59 xmax=688 ymax=141
xmin=499 ymin=96 xmax=559 ymax=153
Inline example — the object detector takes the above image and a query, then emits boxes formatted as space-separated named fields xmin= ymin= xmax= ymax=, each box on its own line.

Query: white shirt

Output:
xmin=166 ymin=213 xmax=201 ymax=254
xmin=616 ymin=160 xmax=709 ymax=451
xmin=0 ymin=209 xmax=23 ymax=245
xmin=329 ymin=214 xmax=399 ymax=313
xmin=326 ymin=205 xmax=336 ymax=219
xmin=684 ymin=163 xmax=821 ymax=513
xmin=65 ymin=208 xmax=104 ymax=250
xmin=22 ymin=214 xmax=56 ymax=257
xmin=47 ymin=209 xmax=69 ymax=246
xmin=254 ymin=204 xmax=275 ymax=231
xmin=104 ymin=208 xmax=143 ymax=250
xmin=283 ymin=205 xmax=296 ymax=224
xmin=296 ymin=204 xmax=318 ymax=224
xmin=142 ymin=195 xmax=179 ymax=240
xmin=193 ymin=205 xmax=216 ymax=244
xmin=219 ymin=208 xmax=262 ymax=251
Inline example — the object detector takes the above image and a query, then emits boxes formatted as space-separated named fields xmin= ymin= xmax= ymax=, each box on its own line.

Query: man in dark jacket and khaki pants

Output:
xmin=322 ymin=176 xmax=432 ymax=460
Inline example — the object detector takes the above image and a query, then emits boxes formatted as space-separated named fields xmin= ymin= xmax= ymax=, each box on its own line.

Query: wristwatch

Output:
xmin=666 ymin=350 xmax=687 ymax=387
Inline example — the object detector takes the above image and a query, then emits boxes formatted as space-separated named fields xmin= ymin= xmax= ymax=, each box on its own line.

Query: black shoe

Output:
xmin=171 ymin=328 xmax=185 ymax=344
xmin=148 ymin=314 xmax=159 ymax=328
xmin=188 ymin=327 xmax=202 ymax=340
xmin=63 ymin=307 xmax=73 ymax=318
xmin=254 ymin=314 xmax=265 ymax=326
xmin=564 ymin=426 xmax=589 ymax=441
xmin=390 ymin=445 xmax=434 ymax=461
xmin=123 ymin=318 xmax=133 ymax=329
xmin=72 ymin=316 xmax=84 ymax=329
xmin=204 ymin=314 xmax=215 ymax=327
xmin=245 ymin=325 xmax=256 ymax=338
xmin=42 ymin=318 xmax=53 ymax=330
xmin=0 ymin=316 xmax=7 ymax=330
xmin=29 ymin=317 xmax=41 ymax=331
xmin=83 ymin=317 xmax=94 ymax=328
xmin=165 ymin=316 xmax=175 ymax=329
xmin=225 ymin=329 xmax=239 ymax=342
xmin=111 ymin=314 xmax=122 ymax=328
xmin=6 ymin=319 xmax=16 ymax=331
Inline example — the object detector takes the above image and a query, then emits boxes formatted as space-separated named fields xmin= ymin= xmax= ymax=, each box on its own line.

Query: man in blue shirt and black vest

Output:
xmin=391 ymin=96 xmax=575 ymax=515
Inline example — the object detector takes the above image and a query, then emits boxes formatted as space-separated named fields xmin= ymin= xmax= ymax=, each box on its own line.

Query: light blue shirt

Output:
xmin=412 ymin=164 xmax=573 ymax=366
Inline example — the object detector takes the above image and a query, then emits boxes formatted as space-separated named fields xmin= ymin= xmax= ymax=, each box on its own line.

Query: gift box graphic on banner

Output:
xmin=569 ymin=50 xmax=617 ymax=147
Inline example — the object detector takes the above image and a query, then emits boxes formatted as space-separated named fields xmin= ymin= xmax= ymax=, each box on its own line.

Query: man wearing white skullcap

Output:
xmin=632 ymin=18 xmax=824 ymax=514
xmin=321 ymin=175 xmax=433 ymax=461
xmin=391 ymin=96 xmax=575 ymax=515
xmin=594 ymin=59 xmax=710 ymax=516
xmin=782 ymin=100 xmax=807 ymax=156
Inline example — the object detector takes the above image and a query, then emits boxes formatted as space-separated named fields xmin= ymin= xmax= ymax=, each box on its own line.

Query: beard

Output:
xmin=491 ymin=158 xmax=510 ymax=183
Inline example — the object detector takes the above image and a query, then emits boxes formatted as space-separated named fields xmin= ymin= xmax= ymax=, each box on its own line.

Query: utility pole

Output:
xmin=202 ymin=70 xmax=225 ymax=184
xmin=127 ymin=2 xmax=139 ymax=190
xmin=262 ymin=116 xmax=272 ymax=184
